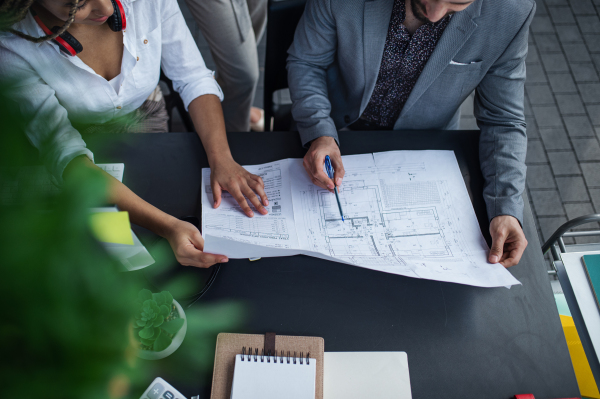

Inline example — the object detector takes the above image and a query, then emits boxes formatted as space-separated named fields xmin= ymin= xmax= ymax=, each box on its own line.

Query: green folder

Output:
xmin=582 ymin=254 xmax=600 ymax=312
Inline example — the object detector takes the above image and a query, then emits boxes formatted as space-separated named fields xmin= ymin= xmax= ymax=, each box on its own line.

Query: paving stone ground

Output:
xmin=178 ymin=0 xmax=600 ymax=270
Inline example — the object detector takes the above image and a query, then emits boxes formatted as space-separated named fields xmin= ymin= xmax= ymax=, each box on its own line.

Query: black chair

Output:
xmin=160 ymin=70 xmax=195 ymax=132
xmin=263 ymin=0 xmax=307 ymax=131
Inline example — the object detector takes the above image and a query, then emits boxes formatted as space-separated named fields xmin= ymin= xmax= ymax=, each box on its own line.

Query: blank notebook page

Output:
xmin=230 ymin=355 xmax=316 ymax=399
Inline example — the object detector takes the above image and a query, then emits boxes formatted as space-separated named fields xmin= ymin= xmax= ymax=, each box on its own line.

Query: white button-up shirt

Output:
xmin=0 ymin=0 xmax=223 ymax=183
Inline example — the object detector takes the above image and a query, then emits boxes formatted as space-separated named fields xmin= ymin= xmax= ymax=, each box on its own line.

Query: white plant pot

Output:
xmin=137 ymin=299 xmax=187 ymax=360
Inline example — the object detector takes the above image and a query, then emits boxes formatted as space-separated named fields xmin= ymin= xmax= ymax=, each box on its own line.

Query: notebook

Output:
xmin=210 ymin=333 xmax=324 ymax=399
xmin=230 ymin=352 xmax=316 ymax=399
xmin=582 ymin=254 xmax=600 ymax=311
xmin=323 ymin=352 xmax=412 ymax=399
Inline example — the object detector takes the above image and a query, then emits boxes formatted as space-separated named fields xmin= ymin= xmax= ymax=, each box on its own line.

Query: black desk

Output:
xmin=88 ymin=131 xmax=579 ymax=398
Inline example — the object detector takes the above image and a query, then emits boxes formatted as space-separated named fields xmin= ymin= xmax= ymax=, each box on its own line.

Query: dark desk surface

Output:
xmin=88 ymin=131 xmax=579 ymax=398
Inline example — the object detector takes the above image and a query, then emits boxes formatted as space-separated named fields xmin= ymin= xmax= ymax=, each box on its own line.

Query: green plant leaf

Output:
xmin=160 ymin=305 xmax=169 ymax=316
xmin=139 ymin=326 xmax=154 ymax=339
xmin=153 ymin=315 xmax=164 ymax=327
xmin=153 ymin=330 xmax=172 ymax=352
xmin=145 ymin=319 xmax=154 ymax=328
xmin=138 ymin=289 xmax=152 ymax=302
xmin=162 ymin=291 xmax=173 ymax=306
xmin=141 ymin=337 xmax=155 ymax=346
xmin=161 ymin=318 xmax=184 ymax=335
xmin=152 ymin=292 xmax=165 ymax=306
xmin=136 ymin=319 xmax=146 ymax=327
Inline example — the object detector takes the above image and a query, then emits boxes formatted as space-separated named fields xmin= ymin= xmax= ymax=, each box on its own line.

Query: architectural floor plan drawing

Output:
xmin=202 ymin=151 xmax=520 ymax=288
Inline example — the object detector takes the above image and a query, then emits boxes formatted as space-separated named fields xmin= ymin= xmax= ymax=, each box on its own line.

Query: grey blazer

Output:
xmin=287 ymin=0 xmax=536 ymax=224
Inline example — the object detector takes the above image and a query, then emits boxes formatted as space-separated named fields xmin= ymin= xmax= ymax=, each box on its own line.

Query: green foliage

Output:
xmin=133 ymin=289 xmax=184 ymax=352
xmin=0 ymin=84 xmax=144 ymax=399
xmin=0 ymin=81 xmax=245 ymax=397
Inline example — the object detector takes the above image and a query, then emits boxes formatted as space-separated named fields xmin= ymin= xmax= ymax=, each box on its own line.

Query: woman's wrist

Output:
xmin=153 ymin=213 xmax=182 ymax=239
xmin=207 ymin=150 xmax=234 ymax=169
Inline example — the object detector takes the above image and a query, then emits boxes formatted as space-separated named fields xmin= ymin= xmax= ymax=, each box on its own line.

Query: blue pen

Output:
xmin=324 ymin=155 xmax=345 ymax=222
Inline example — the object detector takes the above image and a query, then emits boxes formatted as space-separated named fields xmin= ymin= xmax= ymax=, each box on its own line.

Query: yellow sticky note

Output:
xmin=89 ymin=211 xmax=134 ymax=245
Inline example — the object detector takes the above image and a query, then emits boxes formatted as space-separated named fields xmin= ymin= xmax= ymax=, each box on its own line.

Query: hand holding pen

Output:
xmin=302 ymin=136 xmax=345 ymax=192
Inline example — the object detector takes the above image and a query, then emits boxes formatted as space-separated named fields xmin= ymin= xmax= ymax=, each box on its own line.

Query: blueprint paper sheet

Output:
xmin=202 ymin=151 xmax=520 ymax=288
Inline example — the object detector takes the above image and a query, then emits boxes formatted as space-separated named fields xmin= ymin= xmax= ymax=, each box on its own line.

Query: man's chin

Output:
xmin=410 ymin=0 xmax=432 ymax=24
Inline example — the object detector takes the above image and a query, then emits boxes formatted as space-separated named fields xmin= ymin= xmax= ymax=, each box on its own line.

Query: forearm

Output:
xmin=188 ymin=94 xmax=233 ymax=166
xmin=64 ymin=156 xmax=179 ymax=237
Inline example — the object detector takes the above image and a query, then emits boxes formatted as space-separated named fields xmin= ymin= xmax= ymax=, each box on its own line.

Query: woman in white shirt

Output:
xmin=0 ymin=0 xmax=269 ymax=268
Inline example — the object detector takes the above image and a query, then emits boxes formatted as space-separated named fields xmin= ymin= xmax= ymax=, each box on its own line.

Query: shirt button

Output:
xmin=136 ymin=56 xmax=139 ymax=61
xmin=144 ymin=39 xmax=148 ymax=44
xmin=117 ymin=106 xmax=122 ymax=109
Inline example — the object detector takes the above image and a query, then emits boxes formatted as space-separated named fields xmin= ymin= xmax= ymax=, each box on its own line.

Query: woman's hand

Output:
xmin=210 ymin=156 xmax=269 ymax=217
xmin=164 ymin=219 xmax=228 ymax=268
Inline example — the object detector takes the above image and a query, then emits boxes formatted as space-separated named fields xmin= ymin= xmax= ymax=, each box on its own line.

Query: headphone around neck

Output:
xmin=32 ymin=0 xmax=126 ymax=56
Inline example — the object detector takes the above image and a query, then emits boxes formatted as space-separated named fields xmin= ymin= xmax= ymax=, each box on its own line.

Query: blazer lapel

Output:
xmin=361 ymin=0 xmax=395 ymax=112
xmin=397 ymin=3 xmax=480 ymax=122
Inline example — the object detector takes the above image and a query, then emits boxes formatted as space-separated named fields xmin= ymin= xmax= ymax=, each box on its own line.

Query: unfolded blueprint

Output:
xmin=201 ymin=151 xmax=520 ymax=287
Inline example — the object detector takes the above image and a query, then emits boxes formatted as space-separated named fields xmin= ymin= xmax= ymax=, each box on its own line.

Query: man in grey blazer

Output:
xmin=287 ymin=0 xmax=535 ymax=268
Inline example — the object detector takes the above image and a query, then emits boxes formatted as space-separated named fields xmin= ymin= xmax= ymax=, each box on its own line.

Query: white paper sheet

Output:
xmin=324 ymin=352 xmax=411 ymax=399
xmin=560 ymin=251 xmax=600 ymax=361
xmin=202 ymin=151 xmax=520 ymax=288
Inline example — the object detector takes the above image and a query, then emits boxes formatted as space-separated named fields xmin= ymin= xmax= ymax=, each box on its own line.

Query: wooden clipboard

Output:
xmin=210 ymin=333 xmax=324 ymax=399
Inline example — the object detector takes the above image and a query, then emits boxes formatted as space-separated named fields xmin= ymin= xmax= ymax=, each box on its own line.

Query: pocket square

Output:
xmin=450 ymin=60 xmax=480 ymax=66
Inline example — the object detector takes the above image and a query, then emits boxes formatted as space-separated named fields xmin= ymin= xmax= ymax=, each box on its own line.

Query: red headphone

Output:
xmin=33 ymin=0 xmax=126 ymax=56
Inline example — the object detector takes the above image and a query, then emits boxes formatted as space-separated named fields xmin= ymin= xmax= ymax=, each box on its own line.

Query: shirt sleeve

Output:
xmin=159 ymin=0 xmax=223 ymax=110
xmin=0 ymin=46 xmax=93 ymax=185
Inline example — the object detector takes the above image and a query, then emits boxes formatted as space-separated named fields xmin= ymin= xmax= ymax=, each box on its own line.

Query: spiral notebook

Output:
xmin=210 ymin=333 xmax=324 ymax=399
xmin=230 ymin=351 xmax=316 ymax=399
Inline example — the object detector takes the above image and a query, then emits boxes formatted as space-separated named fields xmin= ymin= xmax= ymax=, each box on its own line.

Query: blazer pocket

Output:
xmin=444 ymin=61 xmax=483 ymax=96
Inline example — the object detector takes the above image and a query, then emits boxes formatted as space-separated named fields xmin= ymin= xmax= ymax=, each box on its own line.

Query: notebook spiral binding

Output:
xmin=241 ymin=347 xmax=310 ymax=365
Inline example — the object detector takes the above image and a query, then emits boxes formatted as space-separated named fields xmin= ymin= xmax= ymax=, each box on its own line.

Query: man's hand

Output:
xmin=489 ymin=215 xmax=528 ymax=267
xmin=210 ymin=157 xmax=269 ymax=217
xmin=303 ymin=136 xmax=345 ymax=192
xmin=165 ymin=219 xmax=228 ymax=268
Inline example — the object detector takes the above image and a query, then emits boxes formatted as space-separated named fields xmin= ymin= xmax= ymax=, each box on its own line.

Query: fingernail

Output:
xmin=327 ymin=184 xmax=334 ymax=189
xmin=220 ymin=257 xmax=229 ymax=263
xmin=247 ymin=211 xmax=254 ymax=217
xmin=336 ymin=178 xmax=342 ymax=186
xmin=261 ymin=208 xmax=268 ymax=215
xmin=490 ymin=255 xmax=499 ymax=263
xmin=265 ymin=199 xmax=269 ymax=206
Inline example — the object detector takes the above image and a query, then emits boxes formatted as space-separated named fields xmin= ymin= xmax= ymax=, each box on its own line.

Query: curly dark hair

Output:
xmin=0 ymin=0 xmax=80 ymax=42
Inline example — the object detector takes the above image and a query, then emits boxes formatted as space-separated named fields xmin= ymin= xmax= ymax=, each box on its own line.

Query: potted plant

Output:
xmin=134 ymin=289 xmax=187 ymax=360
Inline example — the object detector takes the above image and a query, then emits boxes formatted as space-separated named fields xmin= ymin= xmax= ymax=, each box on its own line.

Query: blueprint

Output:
xmin=202 ymin=151 xmax=520 ymax=288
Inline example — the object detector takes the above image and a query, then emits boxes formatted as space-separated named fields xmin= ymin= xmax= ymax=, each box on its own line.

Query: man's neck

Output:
xmin=403 ymin=0 xmax=425 ymax=35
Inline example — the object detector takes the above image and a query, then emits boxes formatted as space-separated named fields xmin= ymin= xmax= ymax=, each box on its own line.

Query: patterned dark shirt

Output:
xmin=361 ymin=0 xmax=451 ymax=127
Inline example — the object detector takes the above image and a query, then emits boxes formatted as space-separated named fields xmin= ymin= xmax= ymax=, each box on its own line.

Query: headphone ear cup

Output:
xmin=50 ymin=26 xmax=83 ymax=55
xmin=107 ymin=0 xmax=126 ymax=32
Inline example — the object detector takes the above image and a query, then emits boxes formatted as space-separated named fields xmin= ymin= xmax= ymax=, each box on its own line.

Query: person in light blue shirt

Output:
xmin=0 ymin=0 xmax=269 ymax=268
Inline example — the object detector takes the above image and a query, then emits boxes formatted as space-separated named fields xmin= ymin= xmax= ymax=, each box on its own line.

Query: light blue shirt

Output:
xmin=0 ymin=0 xmax=223 ymax=183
